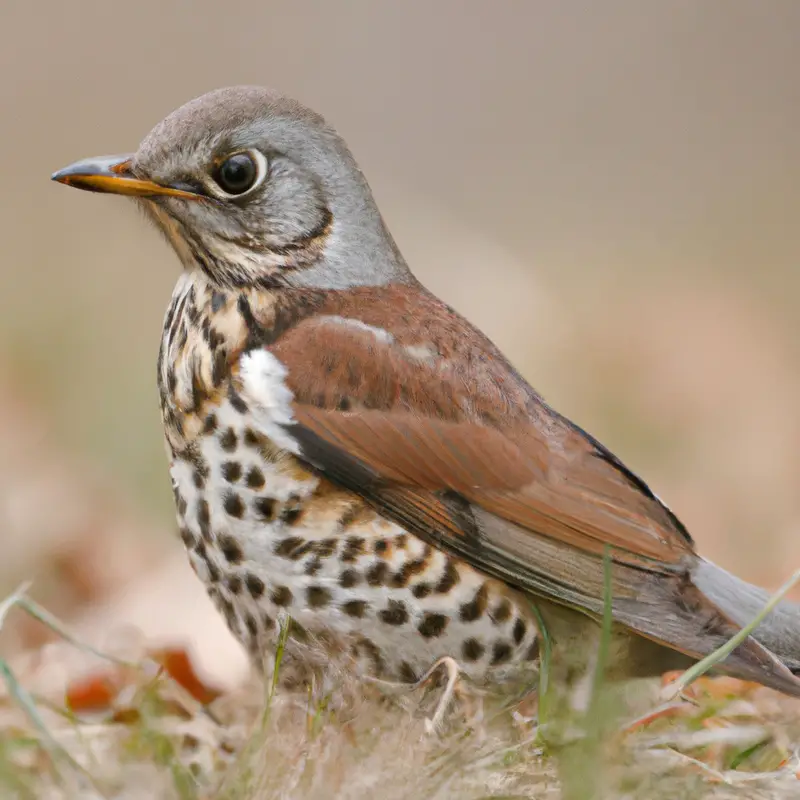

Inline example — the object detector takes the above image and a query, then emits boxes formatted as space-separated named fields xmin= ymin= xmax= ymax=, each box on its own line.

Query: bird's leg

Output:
xmin=360 ymin=655 xmax=467 ymax=732
xmin=413 ymin=656 xmax=463 ymax=734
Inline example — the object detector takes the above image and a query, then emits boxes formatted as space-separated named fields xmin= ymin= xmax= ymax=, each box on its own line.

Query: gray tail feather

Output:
xmin=693 ymin=559 xmax=800 ymax=674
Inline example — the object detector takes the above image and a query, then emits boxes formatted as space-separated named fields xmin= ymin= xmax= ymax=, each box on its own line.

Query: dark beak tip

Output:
xmin=50 ymin=154 xmax=135 ymax=183
xmin=50 ymin=154 xmax=200 ymax=200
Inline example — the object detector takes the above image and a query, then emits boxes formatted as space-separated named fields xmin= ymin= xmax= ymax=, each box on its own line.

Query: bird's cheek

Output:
xmin=140 ymin=201 xmax=199 ymax=269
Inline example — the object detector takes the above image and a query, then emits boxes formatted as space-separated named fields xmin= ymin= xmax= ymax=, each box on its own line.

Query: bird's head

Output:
xmin=52 ymin=86 xmax=409 ymax=290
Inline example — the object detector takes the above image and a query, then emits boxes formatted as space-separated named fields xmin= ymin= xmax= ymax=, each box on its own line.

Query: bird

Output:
xmin=52 ymin=86 xmax=800 ymax=703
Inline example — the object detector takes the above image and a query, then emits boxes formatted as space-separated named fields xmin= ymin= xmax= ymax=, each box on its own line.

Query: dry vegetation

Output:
xmin=3 ymin=594 xmax=800 ymax=800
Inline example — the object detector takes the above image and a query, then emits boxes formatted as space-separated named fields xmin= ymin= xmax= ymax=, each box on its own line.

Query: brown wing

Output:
xmin=261 ymin=291 xmax=696 ymax=573
xmin=292 ymin=404 xmax=690 ymax=566
xmin=238 ymin=286 xmax=800 ymax=690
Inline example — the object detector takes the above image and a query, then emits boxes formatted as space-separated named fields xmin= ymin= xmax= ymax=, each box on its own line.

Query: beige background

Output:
xmin=1 ymin=1 xmax=799 ymax=657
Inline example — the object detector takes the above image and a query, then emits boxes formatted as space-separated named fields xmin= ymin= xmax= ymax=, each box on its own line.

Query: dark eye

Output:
xmin=212 ymin=151 xmax=265 ymax=196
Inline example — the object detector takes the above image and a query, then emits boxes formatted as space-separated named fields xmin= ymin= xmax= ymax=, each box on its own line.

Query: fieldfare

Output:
xmin=53 ymin=86 xmax=800 ymax=700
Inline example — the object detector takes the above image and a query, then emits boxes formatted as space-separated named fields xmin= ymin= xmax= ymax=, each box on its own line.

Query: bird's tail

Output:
xmin=692 ymin=559 xmax=800 ymax=675
xmin=608 ymin=557 xmax=800 ymax=697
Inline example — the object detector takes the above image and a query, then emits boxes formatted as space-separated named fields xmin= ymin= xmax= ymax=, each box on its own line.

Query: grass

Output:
xmin=2 ymin=585 xmax=800 ymax=799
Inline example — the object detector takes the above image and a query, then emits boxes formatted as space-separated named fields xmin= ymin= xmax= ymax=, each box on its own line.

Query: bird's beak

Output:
xmin=51 ymin=154 xmax=201 ymax=200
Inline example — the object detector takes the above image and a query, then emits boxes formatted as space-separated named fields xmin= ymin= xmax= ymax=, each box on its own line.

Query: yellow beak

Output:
xmin=51 ymin=154 xmax=201 ymax=200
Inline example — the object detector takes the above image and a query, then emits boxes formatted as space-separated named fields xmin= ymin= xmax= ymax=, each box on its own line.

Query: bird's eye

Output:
xmin=211 ymin=150 xmax=266 ymax=197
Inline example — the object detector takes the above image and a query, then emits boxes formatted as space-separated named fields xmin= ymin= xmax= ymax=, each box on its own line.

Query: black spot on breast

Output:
xmin=513 ymin=618 xmax=527 ymax=645
xmin=357 ymin=635 xmax=385 ymax=674
xmin=306 ymin=586 xmax=331 ymax=607
xmin=219 ymin=533 xmax=244 ymax=563
xmin=222 ymin=461 xmax=242 ymax=483
xmin=197 ymin=500 xmax=211 ymax=541
xmin=491 ymin=641 xmax=513 ymax=666
xmin=226 ymin=574 xmax=242 ymax=594
xmin=342 ymin=599 xmax=367 ymax=618
xmin=202 ymin=317 xmax=223 ymax=351
xmin=219 ymin=596 xmax=237 ymax=630
xmin=305 ymin=557 xmax=322 ymax=576
xmin=490 ymin=598 xmax=512 ymax=624
xmin=188 ymin=448 xmax=210 ymax=478
xmin=271 ymin=586 xmax=293 ymax=606
xmin=366 ymin=561 xmax=389 ymax=586
xmin=373 ymin=540 xmax=388 ymax=555
xmin=206 ymin=559 xmax=221 ymax=583
xmin=228 ymin=384 xmax=249 ymax=414
xmin=339 ymin=569 xmax=360 ymax=588
xmin=254 ymin=496 xmax=276 ymax=520
xmin=462 ymin=638 xmax=485 ymax=661
xmin=418 ymin=612 xmax=449 ymax=639
xmin=246 ymin=466 xmax=265 ymax=490
xmin=212 ymin=349 xmax=227 ymax=387
xmin=223 ymin=492 xmax=245 ymax=519
xmin=245 ymin=613 xmax=258 ymax=639
xmin=341 ymin=536 xmax=365 ymax=562
xmin=209 ymin=328 xmax=223 ymax=351
xmin=203 ymin=413 xmax=218 ymax=433
xmin=220 ymin=428 xmax=238 ymax=452
xmin=379 ymin=600 xmax=409 ymax=626
xmin=314 ymin=538 xmax=338 ymax=558
xmin=411 ymin=583 xmax=432 ymax=599
xmin=274 ymin=536 xmax=310 ymax=560
xmin=435 ymin=560 xmax=460 ymax=594
xmin=173 ymin=487 xmax=188 ymax=516
xmin=459 ymin=583 xmax=489 ymax=622
xmin=279 ymin=503 xmax=303 ymax=526
xmin=392 ymin=557 xmax=428 ymax=588
xmin=179 ymin=527 xmax=195 ymax=547
xmin=399 ymin=662 xmax=418 ymax=683
xmin=164 ymin=297 xmax=179 ymax=332
xmin=237 ymin=294 xmax=267 ymax=348
xmin=245 ymin=573 xmax=265 ymax=599
xmin=390 ymin=568 xmax=411 ymax=589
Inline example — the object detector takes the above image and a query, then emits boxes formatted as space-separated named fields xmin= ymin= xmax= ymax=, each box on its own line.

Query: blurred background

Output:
xmin=1 ymin=0 xmax=799 ymax=686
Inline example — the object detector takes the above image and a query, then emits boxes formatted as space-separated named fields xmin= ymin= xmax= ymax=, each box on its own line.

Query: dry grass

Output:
xmin=2 ymin=593 xmax=800 ymax=800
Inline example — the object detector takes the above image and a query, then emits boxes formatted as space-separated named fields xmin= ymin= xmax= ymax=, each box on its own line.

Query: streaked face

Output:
xmin=53 ymin=106 xmax=333 ymax=289
xmin=53 ymin=86 xmax=411 ymax=292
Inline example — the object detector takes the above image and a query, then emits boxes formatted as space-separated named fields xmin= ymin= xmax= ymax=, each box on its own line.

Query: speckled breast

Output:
xmin=157 ymin=271 xmax=540 ymax=684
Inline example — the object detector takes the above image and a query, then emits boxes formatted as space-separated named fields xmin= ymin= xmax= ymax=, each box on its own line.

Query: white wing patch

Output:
xmin=317 ymin=315 xmax=395 ymax=344
xmin=239 ymin=350 xmax=301 ymax=455
xmin=317 ymin=316 xmax=440 ymax=365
